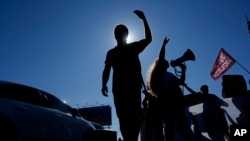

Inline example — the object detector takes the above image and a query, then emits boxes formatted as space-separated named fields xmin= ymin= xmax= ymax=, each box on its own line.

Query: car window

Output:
xmin=41 ymin=91 xmax=73 ymax=115
xmin=0 ymin=83 xmax=49 ymax=107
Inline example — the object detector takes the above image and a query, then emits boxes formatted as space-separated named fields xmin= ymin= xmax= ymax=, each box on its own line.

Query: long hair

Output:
xmin=147 ymin=58 xmax=169 ymax=98
xmin=147 ymin=59 xmax=160 ymax=97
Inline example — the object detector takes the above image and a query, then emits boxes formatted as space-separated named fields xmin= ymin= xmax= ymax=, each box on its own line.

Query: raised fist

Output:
xmin=134 ymin=10 xmax=145 ymax=19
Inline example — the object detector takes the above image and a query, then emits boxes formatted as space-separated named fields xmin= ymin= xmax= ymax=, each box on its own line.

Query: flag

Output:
xmin=245 ymin=14 xmax=250 ymax=34
xmin=211 ymin=48 xmax=236 ymax=80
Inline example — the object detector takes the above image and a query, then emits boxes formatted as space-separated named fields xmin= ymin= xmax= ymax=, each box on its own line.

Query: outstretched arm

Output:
xmin=183 ymin=83 xmax=198 ymax=94
xmin=134 ymin=10 xmax=152 ymax=49
xmin=102 ymin=64 xmax=111 ymax=97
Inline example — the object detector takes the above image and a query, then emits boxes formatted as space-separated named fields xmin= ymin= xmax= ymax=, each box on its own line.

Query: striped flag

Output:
xmin=211 ymin=48 xmax=236 ymax=80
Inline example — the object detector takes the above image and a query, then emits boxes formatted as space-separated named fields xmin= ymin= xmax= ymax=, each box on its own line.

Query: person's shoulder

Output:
xmin=208 ymin=93 xmax=218 ymax=98
xmin=107 ymin=46 xmax=118 ymax=53
xmin=128 ymin=41 xmax=138 ymax=45
xmin=204 ymin=93 xmax=219 ymax=101
xmin=125 ymin=41 xmax=138 ymax=48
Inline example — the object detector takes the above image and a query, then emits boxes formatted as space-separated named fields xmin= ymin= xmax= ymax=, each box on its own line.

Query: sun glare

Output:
xmin=127 ymin=34 xmax=133 ymax=43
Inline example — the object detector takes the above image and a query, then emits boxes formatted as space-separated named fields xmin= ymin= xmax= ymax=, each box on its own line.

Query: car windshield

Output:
xmin=41 ymin=91 xmax=76 ymax=115
xmin=0 ymin=83 xmax=49 ymax=107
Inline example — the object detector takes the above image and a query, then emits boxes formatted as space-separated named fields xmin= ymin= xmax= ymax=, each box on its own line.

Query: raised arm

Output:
xmin=183 ymin=83 xmax=198 ymax=94
xmin=159 ymin=37 xmax=170 ymax=60
xmin=134 ymin=10 xmax=152 ymax=47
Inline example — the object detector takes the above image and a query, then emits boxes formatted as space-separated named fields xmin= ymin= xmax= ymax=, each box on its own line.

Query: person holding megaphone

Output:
xmin=146 ymin=37 xmax=192 ymax=141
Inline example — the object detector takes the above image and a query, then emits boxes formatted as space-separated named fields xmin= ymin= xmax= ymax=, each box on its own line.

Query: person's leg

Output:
xmin=155 ymin=120 xmax=164 ymax=141
xmin=113 ymin=92 xmax=131 ymax=141
xmin=203 ymin=111 xmax=217 ymax=140
xmin=163 ymin=118 xmax=174 ymax=141
xmin=120 ymin=90 xmax=142 ymax=141
xmin=127 ymin=89 xmax=142 ymax=141
xmin=177 ymin=110 xmax=193 ymax=141
xmin=119 ymin=113 xmax=141 ymax=141
xmin=145 ymin=115 xmax=164 ymax=141
xmin=130 ymin=116 xmax=141 ymax=141
xmin=144 ymin=116 xmax=153 ymax=141
xmin=118 ymin=116 xmax=129 ymax=141
xmin=193 ymin=116 xmax=203 ymax=141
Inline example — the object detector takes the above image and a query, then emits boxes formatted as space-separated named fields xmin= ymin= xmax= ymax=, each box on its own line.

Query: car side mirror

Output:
xmin=71 ymin=108 xmax=79 ymax=117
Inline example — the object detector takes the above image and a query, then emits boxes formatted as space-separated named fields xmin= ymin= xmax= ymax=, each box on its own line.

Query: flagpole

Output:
xmin=225 ymin=47 xmax=250 ymax=75
xmin=234 ymin=55 xmax=250 ymax=85
xmin=235 ymin=61 xmax=250 ymax=75
xmin=245 ymin=14 xmax=249 ymax=21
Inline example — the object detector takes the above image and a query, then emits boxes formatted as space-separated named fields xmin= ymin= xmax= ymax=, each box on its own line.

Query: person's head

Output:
xmin=114 ymin=24 xmax=128 ymax=44
xmin=200 ymin=85 xmax=209 ymax=94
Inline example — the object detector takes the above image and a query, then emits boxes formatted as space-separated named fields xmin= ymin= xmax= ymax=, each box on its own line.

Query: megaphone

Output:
xmin=170 ymin=49 xmax=195 ymax=67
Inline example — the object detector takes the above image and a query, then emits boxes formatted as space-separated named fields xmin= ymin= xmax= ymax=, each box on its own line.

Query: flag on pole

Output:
xmin=211 ymin=48 xmax=236 ymax=80
xmin=245 ymin=14 xmax=250 ymax=34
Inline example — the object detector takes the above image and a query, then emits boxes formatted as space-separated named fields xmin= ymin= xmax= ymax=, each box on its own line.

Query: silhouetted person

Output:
xmin=101 ymin=10 xmax=152 ymax=141
xmin=200 ymin=85 xmax=229 ymax=141
xmin=184 ymin=84 xmax=229 ymax=140
xmin=147 ymin=37 xmax=192 ymax=141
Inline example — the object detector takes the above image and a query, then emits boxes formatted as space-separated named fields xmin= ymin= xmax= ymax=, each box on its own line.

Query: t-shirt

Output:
xmin=105 ymin=42 xmax=145 ymax=92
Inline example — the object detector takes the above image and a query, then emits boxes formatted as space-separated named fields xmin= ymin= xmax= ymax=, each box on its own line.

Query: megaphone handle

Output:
xmin=174 ymin=67 xmax=182 ymax=77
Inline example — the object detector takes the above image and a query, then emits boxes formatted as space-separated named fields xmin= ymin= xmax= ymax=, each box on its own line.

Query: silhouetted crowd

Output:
xmin=101 ymin=10 xmax=248 ymax=141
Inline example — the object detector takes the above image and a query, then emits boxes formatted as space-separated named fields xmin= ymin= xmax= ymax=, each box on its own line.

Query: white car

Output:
xmin=0 ymin=80 xmax=116 ymax=141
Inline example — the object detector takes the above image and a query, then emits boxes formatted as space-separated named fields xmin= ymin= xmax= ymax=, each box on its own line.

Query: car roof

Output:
xmin=0 ymin=80 xmax=46 ymax=93
xmin=0 ymin=80 xmax=35 ymax=87
xmin=0 ymin=80 xmax=66 ymax=104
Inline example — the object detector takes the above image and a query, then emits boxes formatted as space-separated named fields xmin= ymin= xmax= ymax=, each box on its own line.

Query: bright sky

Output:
xmin=1 ymin=0 xmax=250 ymax=140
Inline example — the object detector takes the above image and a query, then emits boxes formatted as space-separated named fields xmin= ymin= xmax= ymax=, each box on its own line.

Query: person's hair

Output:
xmin=147 ymin=58 xmax=168 ymax=97
xmin=147 ymin=59 xmax=158 ymax=97
xmin=114 ymin=24 xmax=128 ymax=42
